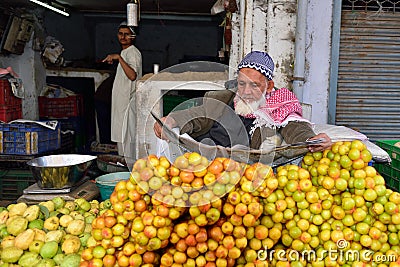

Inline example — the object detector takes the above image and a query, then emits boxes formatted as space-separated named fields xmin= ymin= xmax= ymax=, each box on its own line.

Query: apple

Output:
xmin=157 ymin=226 xmax=171 ymax=241
xmin=222 ymin=235 xmax=235 ymax=250
xmin=186 ymin=246 xmax=200 ymax=258
xmin=215 ymin=245 xmax=228 ymax=258
xmin=195 ymin=229 xmax=208 ymax=243
xmin=175 ymin=222 xmax=189 ymax=238
xmin=229 ymin=214 xmax=243 ymax=226
xmin=143 ymin=225 xmax=157 ymax=239
xmin=196 ymin=242 xmax=208 ymax=254
xmin=234 ymin=203 xmax=248 ymax=216
xmin=185 ymin=234 xmax=197 ymax=246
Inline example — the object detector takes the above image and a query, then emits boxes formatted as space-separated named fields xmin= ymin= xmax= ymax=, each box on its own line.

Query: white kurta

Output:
xmin=111 ymin=45 xmax=142 ymax=143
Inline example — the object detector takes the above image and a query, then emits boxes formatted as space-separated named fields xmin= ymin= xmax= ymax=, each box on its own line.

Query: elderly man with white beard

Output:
xmin=153 ymin=51 xmax=332 ymax=157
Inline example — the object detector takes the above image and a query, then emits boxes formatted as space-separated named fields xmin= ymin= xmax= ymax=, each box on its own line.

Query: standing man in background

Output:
xmin=103 ymin=21 xmax=142 ymax=156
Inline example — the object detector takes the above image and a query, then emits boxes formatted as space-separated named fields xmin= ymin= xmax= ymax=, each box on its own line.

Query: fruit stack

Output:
xmin=0 ymin=197 xmax=110 ymax=267
xmin=78 ymin=140 xmax=400 ymax=267
xmin=2 ymin=140 xmax=400 ymax=267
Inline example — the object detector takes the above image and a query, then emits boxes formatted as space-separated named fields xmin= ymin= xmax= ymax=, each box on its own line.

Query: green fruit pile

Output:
xmin=0 ymin=197 xmax=109 ymax=267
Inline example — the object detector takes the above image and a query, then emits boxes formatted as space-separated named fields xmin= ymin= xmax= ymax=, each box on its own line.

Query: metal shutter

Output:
xmin=336 ymin=10 xmax=400 ymax=140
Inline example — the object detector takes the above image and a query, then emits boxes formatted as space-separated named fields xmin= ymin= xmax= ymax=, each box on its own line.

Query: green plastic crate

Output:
xmin=0 ymin=169 xmax=35 ymax=200
xmin=375 ymin=163 xmax=400 ymax=192
xmin=375 ymin=140 xmax=400 ymax=192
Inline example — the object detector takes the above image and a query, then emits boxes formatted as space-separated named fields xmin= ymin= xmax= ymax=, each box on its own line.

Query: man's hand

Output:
xmin=308 ymin=133 xmax=332 ymax=152
xmin=102 ymin=54 xmax=121 ymax=64
xmin=153 ymin=116 xmax=177 ymax=140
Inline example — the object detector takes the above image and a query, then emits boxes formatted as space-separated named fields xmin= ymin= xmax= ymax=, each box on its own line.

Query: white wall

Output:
xmin=0 ymin=38 xmax=45 ymax=120
xmin=303 ymin=0 xmax=334 ymax=124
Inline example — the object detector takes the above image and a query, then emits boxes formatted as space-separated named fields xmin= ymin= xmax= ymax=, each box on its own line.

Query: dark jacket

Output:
xmin=169 ymin=89 xmax=316 ymax=152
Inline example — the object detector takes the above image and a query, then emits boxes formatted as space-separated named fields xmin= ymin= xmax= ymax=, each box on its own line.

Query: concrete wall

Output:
xmin=94 ymin=17 xmax=223 ymax=74
xmin=42 ymin=13 xmax=223 ymax=74
xmin=230 ymin=0 xmax=334 ymax=124
xmin=44 ymin=11 xmax=93 ymax=61
xmin=303 ymin=0 xmax=333 ymax=124
xmin=0 ymin=38 xmax=45 ymax=120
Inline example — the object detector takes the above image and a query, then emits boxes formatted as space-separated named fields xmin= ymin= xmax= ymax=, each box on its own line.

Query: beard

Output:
xmin=234 ymin=95 xmax=266 ymax=116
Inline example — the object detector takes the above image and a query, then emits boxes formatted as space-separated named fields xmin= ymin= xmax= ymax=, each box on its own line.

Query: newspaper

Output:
xmin=152 ymin=112 xmax=391 ymax=164
xmin=0 ymin=119 xmax=58 ymax=130
xmin=151 ymin=111 xmax=323 ymax=164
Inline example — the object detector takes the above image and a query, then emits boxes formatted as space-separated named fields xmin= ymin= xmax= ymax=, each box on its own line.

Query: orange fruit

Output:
xmin=351 ymin=139 xmax=366 ymax=151
xmin=208 ymin=160 xmax=224 ymax=175
xmin=222 ymin=158 xmax=237 ymax=171
xmin=244 ymin=165 xmax=256 ymax=181
xmin=180 ymin=171 xmax=194 ymax=184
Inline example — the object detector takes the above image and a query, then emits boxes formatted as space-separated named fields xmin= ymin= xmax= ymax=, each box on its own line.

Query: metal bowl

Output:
xmin=27 ymin=154 xmax=97 ymax=189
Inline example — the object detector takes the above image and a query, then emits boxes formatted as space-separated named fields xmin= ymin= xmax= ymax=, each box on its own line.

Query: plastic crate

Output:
xmin=39 ymin=94 xmax=83 ymax=118
xmin=375 ymin=163 xmax=400 ymax=192
xmin=0 ymin=169 xmax=36 ymax=200
xmin=0 ymin=122 xmax=61 ymax=155
xmin=375 ymin=140 xmax=400 ymax=192
xmin=0 ymin=105 xmax=22 ymax=123
xmin=0 ymin=79 xmax=22 ymax=106
xmin=57 ymin=117 xmax=84 ymax=133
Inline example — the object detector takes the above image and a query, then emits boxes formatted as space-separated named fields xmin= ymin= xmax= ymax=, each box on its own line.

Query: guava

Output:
xmin=0 ymin=210 xmax=9 ymax=224
xmin=45 ymin=230 xmax=65 ymax=243
xmin=57 ymin=207 xmax=70 ymax=215
xmin=60 ymin=253 xmax=81 ymax=267
xmin=61 ymin=236 xmax=81 ymax=254
xmin=8 ymin=203 xmax=28 ymax=217
xmin=52 ymin=197 xmax=66 ymax=210
xmin=15 ymin=229 xmax=35 ymax=250
xmin=75 ymin=198 xmax=91 ymax=212
xmin=84 ymin=214 xmax=95 ymax=224
xmin=7 ymin=216 xmax=28 ymax=236
xmin=23 ymin=205 xmax=40 ymax=221
xmin=79 ymin=232 xmax=91 ymax=247
xmin=29 ymin=240 xmax=44 ymax=254
xmin=44 ymin=216 xmax=60 ymax=231
xmin=1 ymin=247 xmax=24 ymax=263
xmin=33 ymin=228 xmax=46 ymax=242
xmin=18 ymin=251 xmax=42 ymax=267
xmin=0 ymin=225 xmax=9 ymax=238
xmin=36 ymin=258 xmax=56 ymax=267
xmin=66 ymin=220 xmax=85 ymax=235
xmin=53 ymin=254 xmax=65 ymax=266
xmin=39 ymin=241 xmax=59 ymax=259
xmin=64 ymin=201 xmax=76 ymax=212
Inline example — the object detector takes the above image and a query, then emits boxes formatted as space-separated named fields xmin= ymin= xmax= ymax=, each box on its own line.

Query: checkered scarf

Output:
xmin=234 ymin=88 xmax=311 ymax=133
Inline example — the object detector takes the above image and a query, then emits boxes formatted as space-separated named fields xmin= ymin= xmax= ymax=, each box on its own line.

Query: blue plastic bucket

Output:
xmin=95 ymin=172 xmax=131 ymax=201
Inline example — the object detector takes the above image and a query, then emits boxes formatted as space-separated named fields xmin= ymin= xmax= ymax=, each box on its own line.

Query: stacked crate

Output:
xmin=0 ymin=122 xmax=60 ymax=155
xmin=0 ymin=122 xmax=60 ymax=200
xmin=38 ymin=94 xmax=84 ymax=152
xmin=0 ymin=168 xmax=36 ymax=201
xmin=0 ymin=79 xmax=22 ymax=122
xmin=375 ymin=140 xmax=400 ymax=192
